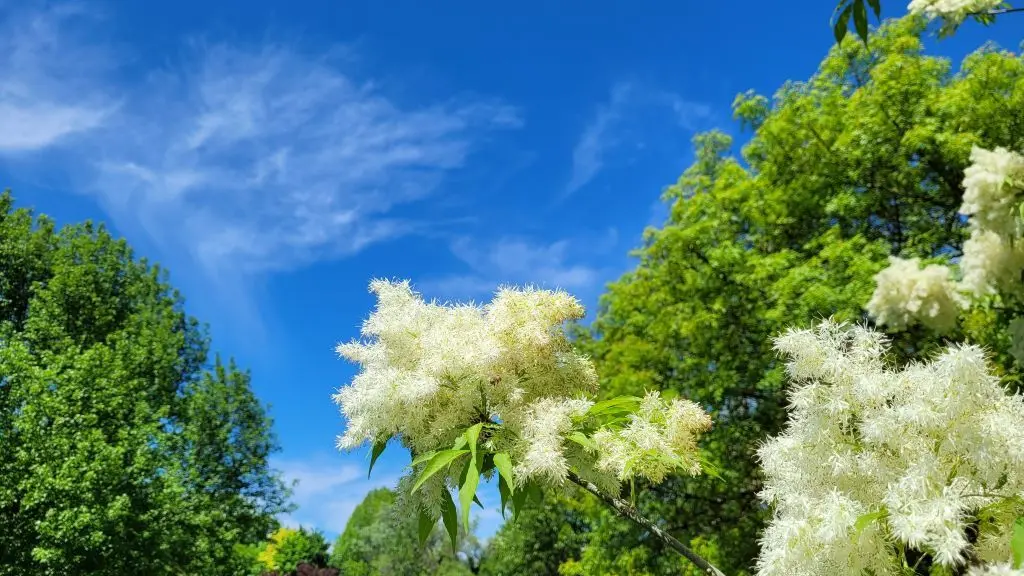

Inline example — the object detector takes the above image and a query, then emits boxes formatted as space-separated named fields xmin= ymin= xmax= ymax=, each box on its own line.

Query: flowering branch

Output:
xmin=566 ymin=471 xmax=727 ymax=576
xmin=334 ymin=280 xmax=719 ymax=560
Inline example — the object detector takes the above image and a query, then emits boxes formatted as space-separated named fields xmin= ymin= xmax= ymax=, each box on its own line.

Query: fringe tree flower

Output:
xmin=868 ymin=146 xmax=1024 ymax=336
xmin=865 ymin=256 xmax=962 ymax=333
xmin=333 ymin=280 xmax=715 ymax=558
xmin=756 ymin=320 xmax=1024 ymax=576
xmin=962 ymin=146 xmax=1024 ymax=238
xmin=908 ymin=0 xmax=1005 ymax=24
xmin=592 ymin=392 xmax=712 ymax=484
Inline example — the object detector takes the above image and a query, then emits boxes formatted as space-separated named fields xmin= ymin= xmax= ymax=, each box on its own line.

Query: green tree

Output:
xmin=331 ymin=488 xmax=478 ymax=576
xmin=477 ymin=493 xmax=589 ymax=576
xmin=0 ymin=192 xmax=289 ymax=575
xmin=272 ymin=528 xmax=331 ymax=572
xmin=554 ymin=16 xmax=1024 ymax=575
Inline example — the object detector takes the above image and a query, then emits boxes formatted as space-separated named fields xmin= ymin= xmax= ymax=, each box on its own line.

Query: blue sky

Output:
xmin=0 ymin=0 xmax=1018 ymax=543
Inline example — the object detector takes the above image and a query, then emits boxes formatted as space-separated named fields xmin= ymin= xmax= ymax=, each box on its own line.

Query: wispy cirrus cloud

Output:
xmin=91 ymin=42 xmax=520 ymax=275
xmin=0 ymin=2 xmax=520 ymax=277
xmin=562 ymin=81 xmax=712 ymax=200
xmin=418 ymin=233 xmax=618 ymax=302
xmin=275 ymin=453 xmax=399 ymax=538
xmin=0 ymin=3 xmax=117 ymax=152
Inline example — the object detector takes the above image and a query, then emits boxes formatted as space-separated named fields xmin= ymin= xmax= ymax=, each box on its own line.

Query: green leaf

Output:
xmin=587 ymin=396 xmax=642 ymax=417
xmin=866 ymin=0 xmax=881 ymax=18
xmin=412 ymin=449 xmax=469 ymax=492
xmin=1012 ymin=517 xmax=1024 ymax=568
xmin=833 ymin=3 xmax=853 ymax=45
xmin=568 ymin=431 xmax=597 ymax=452
xmin=479 ymin=453 xmax=495 ymax=475
xmin=459 ymin=454 xmax=479 ymax=532
xmin=492 ymin=452 xmax=514 ymax=489
xmin=854 ymin=510 xmax=885 ymax=535
xmin=473 ymin=493 xmax=485 ymax=509
xmin=511 ymin=481 xmax=528 ymax=519
xmin=465 ymin=422 xmax=483 ymax=464
xmin=368 ymin=438 xmax=388 ymax=479
xmin=417 ymin=510 xmax=436 ymax=546
xmin=510 ymin=480 xmax=542 ymax=519
xmin=853 ymin=0 xmax=869 ymax=45
xmin=696 ymin=452 xmax=725 ymax=483
xmin=410 ymin=450 xmax=437 ymax=468
xmin=498 ymin=474 xmax=512 ymax=518
xmin=441 ymin=489 xmax=459 ymax=553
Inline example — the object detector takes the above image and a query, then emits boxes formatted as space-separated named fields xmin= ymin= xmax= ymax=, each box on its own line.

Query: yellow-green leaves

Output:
xmin=493 ymin=452 xmax=514 ymax=518
xmin=458 ymin=456 xmax=479 ymax=533
xmin=1012 ymin=517 xmax=1024 ymax=569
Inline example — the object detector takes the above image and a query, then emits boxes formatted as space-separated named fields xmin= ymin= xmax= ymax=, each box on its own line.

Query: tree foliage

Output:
xmin=477 ymin=493 xmax=590 ymax=576
xmin=0 ymin=192 xmax=289 ymax=575
xmin=272 ymin=528 xmax=331 ymax=572
xmin=547 ymin=16 xmax=1024 ymax=575
xmin=330 ymin=487 xmax=477 ymax=576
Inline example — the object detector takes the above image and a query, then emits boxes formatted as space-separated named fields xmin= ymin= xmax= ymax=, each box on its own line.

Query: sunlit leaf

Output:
xmin=1012 ymin=516 xmax=1024 ymax=568
xmin=493 ymin=452 xmax=514 ymax=489
xmin=412 ymin=449 xmax=468 ymax=492
xmin=459 ymin=455 xmax=479 ymax=532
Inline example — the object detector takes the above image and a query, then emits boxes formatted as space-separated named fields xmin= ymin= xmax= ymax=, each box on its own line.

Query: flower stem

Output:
xmin=565 ymin=471 xmax=727 ymax=576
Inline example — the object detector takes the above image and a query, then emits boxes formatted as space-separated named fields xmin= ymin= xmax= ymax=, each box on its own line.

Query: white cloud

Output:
xmin=0 ymin=3 xmax=520 ymax=276
xmin=562 ymin=81 xmax=711 ymax=199
xmin=91 ymin=43 xmax=519 ymax=274
xmin=275 ymin=454 xmax=400 ymax=539
xmin=418 ymin=235 xmax=611 ymax=301
xmin=563 ymin=84 xmax=632 ymax=198
xmin=0 ymin=3 xmax=117 ymax=152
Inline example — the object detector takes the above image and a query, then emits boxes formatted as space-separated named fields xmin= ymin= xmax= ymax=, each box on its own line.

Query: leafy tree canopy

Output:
xmin=550 ymin=15 xmax=1024 ymax=575
xmin=0 ymin=192 xmax=290 ymax=575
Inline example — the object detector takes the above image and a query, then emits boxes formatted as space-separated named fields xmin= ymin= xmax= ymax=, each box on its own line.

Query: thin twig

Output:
xmin=566 ymin=471 xmax=727 ymax=576
xmin=978 ymin=6 xmax=1024 ymax=16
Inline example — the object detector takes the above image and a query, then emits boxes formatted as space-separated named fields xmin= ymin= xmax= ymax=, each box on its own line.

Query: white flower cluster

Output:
xmin=756 ymin=320 xmax=1024 ymax=576
xmin=866 ymin=256 xmax=963 ymax=332
xmin=592 ymin=392 xmax=712 ymax=484
xmin=960 ymin=147 xmax=1024 ymax=297
xmin=907 ymin=0 xmax=1004 ymax=23
xmin=867 ymin=147 xmax=1024 ymax=333
xmin=334 ymin=280 xmax=712 ymax=516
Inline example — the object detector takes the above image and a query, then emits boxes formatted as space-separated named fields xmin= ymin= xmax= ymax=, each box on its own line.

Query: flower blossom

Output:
xmin=865 ymin=256 xmax=962 ymax=333
xmin=961 ymin=146 xmax=1024 ymax=238
xmin=867 ymin=146 xmax=1024 ymax=333
xmin=592 ymin=392 xmax=712 ymax=483
xmin=908 ymin=0 xmax=1004 ymax=23
xmin=334 ymin=280 xmax=712 ymax=517
xmin=756 ymin=320 xmax=1024 ymax=576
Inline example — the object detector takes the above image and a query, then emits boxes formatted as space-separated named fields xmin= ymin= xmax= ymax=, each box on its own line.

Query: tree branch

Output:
xmin=976 ymin=6 xmax=1024 ymax=16
xmin=566 ymin=471 xmax=727 ymax=576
